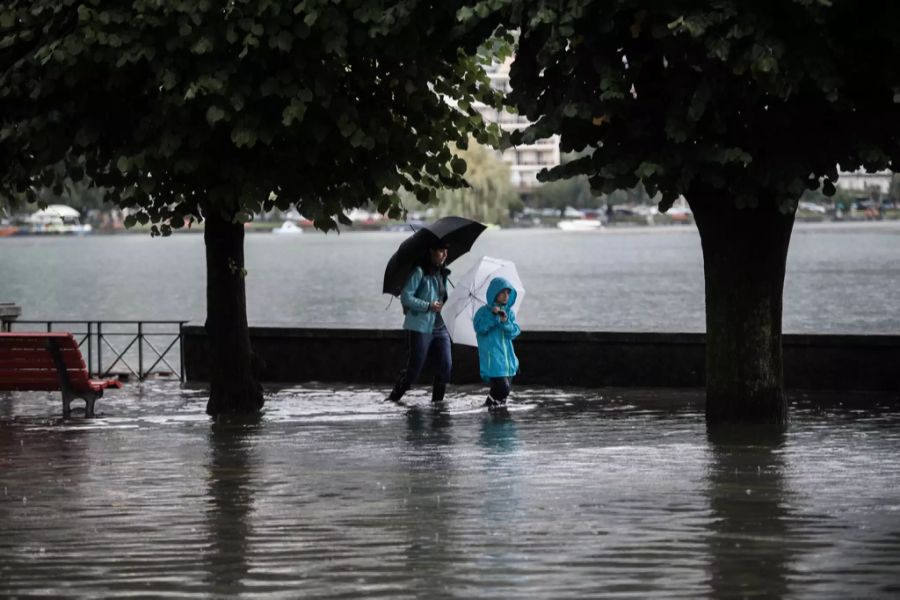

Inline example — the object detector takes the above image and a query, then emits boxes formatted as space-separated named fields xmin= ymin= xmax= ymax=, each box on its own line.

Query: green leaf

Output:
xmin=191 ymin=37 xmax=213 ymax=54
xmin=0 ymin=11 xmax=17 ymax=28
xmin=206 ymin=105 xmax=226 ymax=125
xmin=451 ymin=156 xmax=467 ymax=175
xmin=635 ymin=162 xmax=662 ymax=179
xmin=230 ymin=126 xmax=257 ymax=148
xmin=688 ymin=83 xmax=710 ymax=121
xmin=281 ymin=98 xmax=307 ymax=126
xmin=271 ymin=29 xmax=292 ymax=52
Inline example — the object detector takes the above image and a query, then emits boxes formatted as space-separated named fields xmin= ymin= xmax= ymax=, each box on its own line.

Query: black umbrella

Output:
xmin=383 ymin=216 xmax=487 ymax=296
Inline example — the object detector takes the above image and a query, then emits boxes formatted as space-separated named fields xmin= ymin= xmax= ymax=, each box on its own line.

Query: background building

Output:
xmin=476 ymin=60 xmax=561 ymax=193
xmin=835 ymin=169 xmax=893 ymax=195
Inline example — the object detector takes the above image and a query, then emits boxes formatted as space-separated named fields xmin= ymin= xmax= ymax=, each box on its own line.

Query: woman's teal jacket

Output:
xmin=401 ymin=266 xmax=449 ymax=333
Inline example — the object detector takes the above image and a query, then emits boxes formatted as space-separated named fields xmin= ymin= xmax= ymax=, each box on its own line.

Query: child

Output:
xmin=473 ymin=277 xmax=521 ymax=408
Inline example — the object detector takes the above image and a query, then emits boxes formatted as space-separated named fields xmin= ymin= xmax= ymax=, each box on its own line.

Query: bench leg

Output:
xmin=84 ymin=392 xmax=98 ymax=418
xmin=62 ymin=391 xmax=100 ymax=418
xmin=62 ymin=390 xmax=73 ymax=418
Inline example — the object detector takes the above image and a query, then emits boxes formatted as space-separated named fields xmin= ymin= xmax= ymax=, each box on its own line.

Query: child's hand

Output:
xmin=491 ymin=306 xmax=501 ymax=315
xmin=497 ymin=310 xmax=507 ymax=322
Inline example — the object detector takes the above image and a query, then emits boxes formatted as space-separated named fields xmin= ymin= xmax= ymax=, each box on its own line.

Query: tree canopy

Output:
xmin=504 ymin=1 xmax=900 ymax=210
xmin=407 ymin=139 xmax=518 ymax=224
xmin=1 ymin=0 xmax=507 ymax=232
xmin=492 ymin=0 xmax=900 ymax=422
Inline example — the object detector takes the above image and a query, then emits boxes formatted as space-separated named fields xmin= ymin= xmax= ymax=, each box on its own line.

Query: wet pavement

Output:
xmin=2 ymin=382 xmax=900 ymax=598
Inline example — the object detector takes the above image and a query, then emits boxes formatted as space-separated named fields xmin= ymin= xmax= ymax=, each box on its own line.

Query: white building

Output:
xmin=476 ymin=60 xmax=561 ymax=192
xmin=835 ymin=169 xmax=893 ymax=194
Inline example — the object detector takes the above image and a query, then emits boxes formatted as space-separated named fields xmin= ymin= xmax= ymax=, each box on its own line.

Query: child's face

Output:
xmin=495 ymin=289 xmax=510 ymax=305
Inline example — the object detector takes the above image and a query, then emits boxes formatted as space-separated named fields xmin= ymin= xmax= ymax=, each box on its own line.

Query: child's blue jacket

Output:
xmin=473 ymin=277 xmax=521 ymax=381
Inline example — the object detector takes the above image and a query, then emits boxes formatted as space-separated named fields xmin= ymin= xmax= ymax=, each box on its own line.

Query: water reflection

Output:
xmin=404 ymin=404 xmax=453 ymax=448
xmin=705 ymin=424 xmax=794 ymax=599
xmin=478 ymin=408 xmax=520 ymax=455
xmin=3 ymin=383 xmax=900 ymax=598
xmin=398 ymin=405 xmax=456 ymax=594
xmin=204 ymin=416 xmax=260 ymax=596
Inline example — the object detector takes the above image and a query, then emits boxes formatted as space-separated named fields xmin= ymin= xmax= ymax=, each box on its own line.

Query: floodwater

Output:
xmin=2 ymin=382 xmax=900 ymax=598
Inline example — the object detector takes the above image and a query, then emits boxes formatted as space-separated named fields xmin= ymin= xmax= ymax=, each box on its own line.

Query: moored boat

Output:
xmin=556 ymin=219 xmax=603 ymax=231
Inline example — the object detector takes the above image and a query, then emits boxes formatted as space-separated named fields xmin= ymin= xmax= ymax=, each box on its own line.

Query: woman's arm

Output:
xmin=400 ymin=268 xmax=430 ymax=313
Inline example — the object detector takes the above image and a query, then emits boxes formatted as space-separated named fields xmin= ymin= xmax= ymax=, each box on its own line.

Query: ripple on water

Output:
xmin=2 ymin=382 xmax=900 ymax=598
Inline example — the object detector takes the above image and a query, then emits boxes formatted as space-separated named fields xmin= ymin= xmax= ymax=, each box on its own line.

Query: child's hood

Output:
xmin=485 ymin=277 xmax=517 ymax=308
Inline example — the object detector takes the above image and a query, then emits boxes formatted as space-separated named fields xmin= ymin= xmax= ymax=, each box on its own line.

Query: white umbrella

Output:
xmin=443 ymin=256 xmax=525 ymax=347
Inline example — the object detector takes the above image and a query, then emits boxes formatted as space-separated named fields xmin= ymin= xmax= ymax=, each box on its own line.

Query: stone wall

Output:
xmin=182 ymin=326 xmax=900 ymax=392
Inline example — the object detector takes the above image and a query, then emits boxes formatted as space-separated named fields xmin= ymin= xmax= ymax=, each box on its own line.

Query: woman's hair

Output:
xmin=421 ymin=242 xmax=448 ymax=274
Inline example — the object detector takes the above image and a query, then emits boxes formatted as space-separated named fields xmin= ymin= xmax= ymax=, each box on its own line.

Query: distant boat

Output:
xmin=272 ymin=221 xmax=304 ymax=235
xmin=26 ymin=204 xmax=92 ymax=235
xmin=557 ymin=219 xmax=602 ymax=232
xmin=381 ymin=220 xmax=425 ymax=232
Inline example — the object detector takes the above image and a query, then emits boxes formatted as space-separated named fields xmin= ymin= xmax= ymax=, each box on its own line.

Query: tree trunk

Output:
xmin=690 ymin=195 xmax=795 ymax=424
xmin=204 ymin=211 xmax=264 ymax=416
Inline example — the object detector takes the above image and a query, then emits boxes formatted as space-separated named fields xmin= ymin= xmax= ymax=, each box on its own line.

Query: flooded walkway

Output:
xmin=2 ymin=383 xmax=900 ymax=598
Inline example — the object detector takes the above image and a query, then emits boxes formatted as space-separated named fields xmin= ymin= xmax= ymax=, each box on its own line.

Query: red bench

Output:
xmin=0 ymin=332 xmax=122 ymax=417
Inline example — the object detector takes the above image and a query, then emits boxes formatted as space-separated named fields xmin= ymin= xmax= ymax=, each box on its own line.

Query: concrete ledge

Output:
xmin=182 ymin=326 xmax=900 ymax=392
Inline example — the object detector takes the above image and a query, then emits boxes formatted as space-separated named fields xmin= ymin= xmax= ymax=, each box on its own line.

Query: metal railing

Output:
xmin=9 ymin=320 xmax=189 ymax=381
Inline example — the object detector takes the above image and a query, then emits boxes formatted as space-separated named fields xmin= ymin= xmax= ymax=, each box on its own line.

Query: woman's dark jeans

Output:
xmin=389 ymin=326 xmax=452 ymax=401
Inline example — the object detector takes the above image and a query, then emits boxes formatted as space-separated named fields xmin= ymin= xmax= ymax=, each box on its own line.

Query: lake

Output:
xmin=2 ymin=222 xmax=900 ymax=334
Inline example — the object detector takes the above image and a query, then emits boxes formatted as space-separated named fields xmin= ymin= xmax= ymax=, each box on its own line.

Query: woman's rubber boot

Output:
xmin=385 ymin=381 xmax=408 ymax=403
xmin=431 ymin=382 xmax=447 ymax=404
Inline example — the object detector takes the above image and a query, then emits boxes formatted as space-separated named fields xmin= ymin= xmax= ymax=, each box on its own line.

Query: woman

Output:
xmin=386 ymin=239 xmax=452 ymax=403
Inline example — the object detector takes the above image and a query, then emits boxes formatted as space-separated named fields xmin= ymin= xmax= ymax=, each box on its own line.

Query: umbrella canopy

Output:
xmin=442 ymin=256 xmax=526 ymax=347
xmin=382 ymin=216 xmax=487 ymax=296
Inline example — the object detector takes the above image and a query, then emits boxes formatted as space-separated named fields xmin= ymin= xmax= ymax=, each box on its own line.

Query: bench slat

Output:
xmin=0 ymin=379 xmax=120 ymax=392
xmin=0 ymin=381 xmax=62 ymax=391
xmin=0 ymin=333 xmax=81 ymax=350
xmin=0 ymin=354 xmax=86 ymax=370
xmin=0 ymin=371 xmax=62 ymax=384
xmin=0 ymin=374 xmax=117 ymax=391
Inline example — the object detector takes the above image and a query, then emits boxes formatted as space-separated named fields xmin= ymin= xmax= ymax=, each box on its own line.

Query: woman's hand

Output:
xmin=431 ymin=301 xmax=443 ymax=313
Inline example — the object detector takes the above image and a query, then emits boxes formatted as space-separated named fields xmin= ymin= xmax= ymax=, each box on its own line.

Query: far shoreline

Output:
xmin=5 ymin=218 xmax=900 ymax=238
